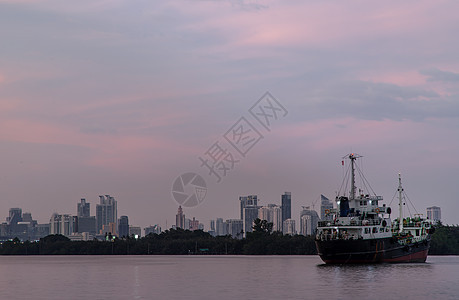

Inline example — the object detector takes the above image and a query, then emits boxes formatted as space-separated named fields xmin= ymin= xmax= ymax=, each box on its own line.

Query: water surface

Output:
xmin=0 ymin=255 xmax=457 ymax=299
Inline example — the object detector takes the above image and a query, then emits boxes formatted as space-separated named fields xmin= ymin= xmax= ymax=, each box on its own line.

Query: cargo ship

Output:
xmin=315 ymin=153 xmax=434 ymax=264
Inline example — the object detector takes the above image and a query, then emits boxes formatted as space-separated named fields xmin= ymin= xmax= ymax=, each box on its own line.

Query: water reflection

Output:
xmin=316 ymin=262 xmax=433 ymax=298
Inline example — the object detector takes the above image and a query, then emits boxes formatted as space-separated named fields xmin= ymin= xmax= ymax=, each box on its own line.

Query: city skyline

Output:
xmin=0 ymin=190 xmax=443 ymax=240
xmin=1 ymin=1 xmax=458 ymax=229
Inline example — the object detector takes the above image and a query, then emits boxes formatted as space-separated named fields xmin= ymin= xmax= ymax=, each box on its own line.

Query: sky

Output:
xmin=1 ymin=0 xmax=458 ymax=230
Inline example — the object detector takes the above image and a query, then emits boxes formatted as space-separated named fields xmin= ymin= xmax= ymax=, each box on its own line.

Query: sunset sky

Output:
xmin=1 ymin=0 xmax=458 ymax=230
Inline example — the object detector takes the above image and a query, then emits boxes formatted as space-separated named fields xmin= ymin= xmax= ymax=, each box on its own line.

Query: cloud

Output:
xmin=420 ymin=68 xmax=459 ymax=82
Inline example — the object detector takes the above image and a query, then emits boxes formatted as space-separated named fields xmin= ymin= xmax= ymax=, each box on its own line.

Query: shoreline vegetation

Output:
xmin=1 ymin=221 xmax=458 ymax=256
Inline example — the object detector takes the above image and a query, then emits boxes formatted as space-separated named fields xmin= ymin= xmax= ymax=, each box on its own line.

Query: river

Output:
xmin=0 ymin=255 xmax=457 ymax=299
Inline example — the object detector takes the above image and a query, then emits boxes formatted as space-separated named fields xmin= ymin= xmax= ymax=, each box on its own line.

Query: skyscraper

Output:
xmin=49 ymin=213 xmax=74 ymax=236
xmin=258 ymin=204 xmax=282 ymax=232
xmin=77 ymin=198 xmax=90 ymax=218
xmin=118 ymin=216 xmax=129 ymax=238
xmin=216 ymin=218 xmax=226 ymax=236
xmin=300 ymin=206 xmax=320 ymax=236
xmin=226 ymin=219 xmax=243 ymax=239
xmin=320 ymin=194 xmax=333 ymax=220
xmin=240 ymin=195 xmax=259 ymax=236
xmin=281 ymin=192 xmax=291 ymax=232
xmin=240 ymin=195 xmax=258 ymax=219
xmin=176 ymin=206 xmax=185 ymax=229
xmin=96 ymin=195 xmax=117 ymax=234
xmin=7 ymin=208 xmax=23 ymax=235
xmin=427 ymin=206 xmax=441 ymax=222
xmin=7 ymin=208 xmax=22 ymax=225
xmin=283 ymin=219 xmax=296 ymax=235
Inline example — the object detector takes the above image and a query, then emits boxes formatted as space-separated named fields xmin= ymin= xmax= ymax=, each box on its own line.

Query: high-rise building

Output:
xmin=427 ymin=206 xmax=441 ymax=222
xmin=243 ymin=206 xmax=259 ymax=236
xmin=190 ymin=217 xmax=200 ymax=231
xmin=240 ymin=195 xmax=258 ymax=220
xmin=226 ymin=219 xmax=243 ymax=239
xmin=320 ymin=194 xmax=333 ymax=220
xmin=7 ymin=208 xmax=22 ymax=227
xmin=176 ymin=206 xmax=185 ymax=229
xmin=283 ymin=218 xmax=296 ymax=235
xmin=240 ymin=195 xmax=260 ymax=236
xmin=144 ymin=224 xmax=161 ymax=235
xmin=7 ymin=208 xmax=23 ymax=236
xmin=300 ymin=206 xmax=320 ymax=236
xmin=216 ymin=218 xmax=226 ymax=236
xmin=77 ymin=198 xmax=90 ymax=218
xmin=77 ymin=216 xmax=96 ymax=234
xmin=101 ymin=222 xmax=117 ymax=236
xmin=118 ymin=216 xmax=129 ymax=238
xmin=96 ymin=195 xmax=117 ymax=234
xmin=184 ymin=218 xmax=191 ymax=230
xmin=129 ymin=226 xmax=141 ymax=238
xmin=281 ymin=192 xmax=291 ymax=225
xmin=258 ymin=204 xmax=282 ymax=232
xmin=49 ymin=213 xmax=75 ymax=236
xmin=210 ymin=220 xmax=215 ymax=232
xmin=22 ymin=212 xmax=33 ymax=223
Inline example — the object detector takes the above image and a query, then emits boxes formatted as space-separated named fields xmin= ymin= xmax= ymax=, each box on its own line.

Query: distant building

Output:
xmin=300 ymin=206 xmax=320 ymax=236
xmin=36 ymin=223 xmax=50 ymax=238
xmin=77 ymin=198 xmax=90 ymax=218
xmin=184 ymin=218 xmax=191 ymax=230
xmin=96 ymin=195 xmax=117 ymax=234
xmin=226 ymin=219 xmax=243 ymax=239
xmin=258 ymin=204 xmax=282 ymax=232
xmin=7 ymin=208 xmax=23 ymax=236
xmin=190 ymin=217 xmax=200 ymax=231
xmin=129 ymin=226 xmax=141 ymax=238
xmin=118 ymin=216 xmax=129 ymax=238
xmin=427 ymin=206 xmax=441 ymax=222
xmin=101 ymin=222 xmax=117 ymax=236
xmin=208 ymin=220 xmax=216 ymax=236
xmin=77 ymin=216 xmax=96 ymax=234
xmin=144 ymin=224 xmax=161 ymax=235
xmin=320 ymin=194 xmax=333 ymax=220
xmin=240 ymin=195 xmax=258 ymax=219
xmin=49 ymin=213 xmax=75 ymax=236
xmin=283 ymin=219 xmax=296 ymax=235
xmin=281 ymin=192 xmax=291 ymax=228
xmin=176 ymin=206 xmax=185 ymax=229
xmin=240 ymin=195 xmax=260 ymax=236
xmin=216 ymin=218 xmax=226 ymax=236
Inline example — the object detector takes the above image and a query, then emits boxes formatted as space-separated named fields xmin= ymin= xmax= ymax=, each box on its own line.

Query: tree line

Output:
xmin=1 ymin=220 xmax=457 ymax=255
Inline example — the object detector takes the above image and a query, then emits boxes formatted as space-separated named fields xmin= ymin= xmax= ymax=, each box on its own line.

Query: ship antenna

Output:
xmin=398 ymin=173 xmax=404 ymax=233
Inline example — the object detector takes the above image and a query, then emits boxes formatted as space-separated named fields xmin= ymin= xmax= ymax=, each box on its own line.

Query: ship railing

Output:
xmin=318 ymin=219 xmax=381 ymax=227
xmin=316 ymin=233 xmax=361 ymax=241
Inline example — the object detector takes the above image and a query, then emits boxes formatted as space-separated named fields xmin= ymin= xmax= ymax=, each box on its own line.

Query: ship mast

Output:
xmin=398 ymin=173 xmax=404 ymax=233
xmin=349 ymin=153 xmax=359 ymax=200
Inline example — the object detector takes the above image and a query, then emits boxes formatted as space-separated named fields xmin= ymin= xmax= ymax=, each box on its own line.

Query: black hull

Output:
xmin=315 ymin=237 xmax=430 ymax=264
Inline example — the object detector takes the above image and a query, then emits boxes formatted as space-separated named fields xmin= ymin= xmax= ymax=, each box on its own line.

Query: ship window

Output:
xmin=365 ymin=228 xmax=370 ymax=234
xmin=372 ymin=227 xmax=377 ymax=233
xmin=379 ymin=227 xmax=384 ymax=233
xmin=364 ymin=201 xmax=367 ymax=206
xmin=416 ymin=229 xmax=420 ymax=236
xmin=374 ymin=201 xmax=378 ymax=206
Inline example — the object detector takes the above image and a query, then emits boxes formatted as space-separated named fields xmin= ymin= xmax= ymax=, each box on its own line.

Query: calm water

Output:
xmin=0 ymin=255 xmax=457 ymax=300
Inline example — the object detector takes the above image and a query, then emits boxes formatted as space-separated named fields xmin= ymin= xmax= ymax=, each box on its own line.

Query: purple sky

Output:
xmin=1 ymin=0 xmax=458 ymax=230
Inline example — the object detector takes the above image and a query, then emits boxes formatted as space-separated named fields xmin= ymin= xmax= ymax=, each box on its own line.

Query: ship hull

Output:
xmin=315 ymin=237 xmax=430 ymax=264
